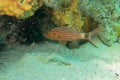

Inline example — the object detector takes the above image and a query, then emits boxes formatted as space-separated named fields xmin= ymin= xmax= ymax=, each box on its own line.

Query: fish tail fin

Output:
xmin=82 ymin=33 xmax=97 ymax=47
xmin=89 ymin=27 xmax=100 ymax=39
xmin=88 ymin=27 xmax=101 ymax=47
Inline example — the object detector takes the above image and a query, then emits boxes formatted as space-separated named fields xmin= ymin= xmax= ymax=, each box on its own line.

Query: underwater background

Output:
xmin=0 ymin=0 xmax=120 ymax=80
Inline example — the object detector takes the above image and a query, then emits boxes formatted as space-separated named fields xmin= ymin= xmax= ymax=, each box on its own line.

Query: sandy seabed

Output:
xmin=0 ymin=41 xmax=120 ymax=80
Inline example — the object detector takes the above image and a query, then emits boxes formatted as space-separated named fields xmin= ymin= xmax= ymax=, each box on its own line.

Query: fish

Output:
xmin=43 ymin=27 xmax=100 ymax=47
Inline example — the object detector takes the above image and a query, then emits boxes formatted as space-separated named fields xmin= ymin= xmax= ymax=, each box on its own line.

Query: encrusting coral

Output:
xmin=83 ymin=16 xmax=98 ymax=32
xmin=0 ymin=0 xmax=43 ymax=18
xmin=43 ymin=0 xmax=72 ymax=9
xmin=0 ymin=0 xmax=72 ymax=18
xmin=78 ymin=0 xmax=120 ymax=46
xmin=0 ymin=7 xmax=51 ymax=47
xmin=0 ymin=0 xmax=32 ymax=17
xmin=52 ymin=0 xmax=84 ymax=32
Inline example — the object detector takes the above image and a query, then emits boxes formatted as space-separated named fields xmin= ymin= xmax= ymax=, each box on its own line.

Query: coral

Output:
xmin=52 ymin=0 xmax=84 ymax=32
xmin=78 ymin=0 xmax=120 ymax=46
xmin=16 ymin=8 xmax=55 ymax=44
xmin=0 ymin=0 xmax=32 ymax=17
xmin=0 ymin=8 xmax=50 ymax=46
xmin=114 ymin=23 xmax=120 ymax=37
xmin=1 ymin=0 xmax=120 ymax=47
xmin=20 ymin=0 xmax=44 ymax=18
xmin=83 ymin=16 xmax=98 ymax=32
xmin=0 ymin=15 xmax=19 ymax=46
xmin=98 ymin=23 xmax=117 ymax=46
xmin=43 ymin=0 xmax=72 ymax=9
xmin=0 ymin=0 xmax=43 ymax=18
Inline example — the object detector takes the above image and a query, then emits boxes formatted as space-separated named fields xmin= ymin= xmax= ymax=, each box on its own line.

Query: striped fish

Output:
xmin=43 ymin=27 xmax=100 ymax=46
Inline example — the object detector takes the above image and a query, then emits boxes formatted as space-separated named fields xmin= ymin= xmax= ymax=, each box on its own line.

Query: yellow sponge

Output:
xmin=52 ymin=0 xmax=84 ymax=32
xmin=0 ymin=0 xmax=32 ymax=17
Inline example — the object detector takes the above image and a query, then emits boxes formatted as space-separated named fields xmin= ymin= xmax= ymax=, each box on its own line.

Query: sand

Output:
xmin=0 ymin=41 xmax=120 ymax=80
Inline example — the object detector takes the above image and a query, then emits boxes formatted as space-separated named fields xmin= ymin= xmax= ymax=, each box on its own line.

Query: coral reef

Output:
xmin=18 ymin=8 xmax=55 ymax=44
xmin=0 ymin=7 xmax=54 ymax=49
xmin=43 ymin=0 xmax=72 ymax=9
xmin=52 ymin=0 xmax=84 ymax=32
xmin=0 ymin=15 xmax=25 ymax=48
xmin=0 ymin=0 xmax=72 ymax=18
xmin=78 ymin=0 xmax=120 ymax=46
xmin=83 ymin=16 xmax=98 ymax=32
xmin=0 ymin=16 xmax=15 ymax=44
xmin=0 ymin=0 xmax=43 ymax=18
xmin=1 ymin=0 xmax=120 ymax=48
xmin=0 ymin=0 xmax=32 ymax=17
